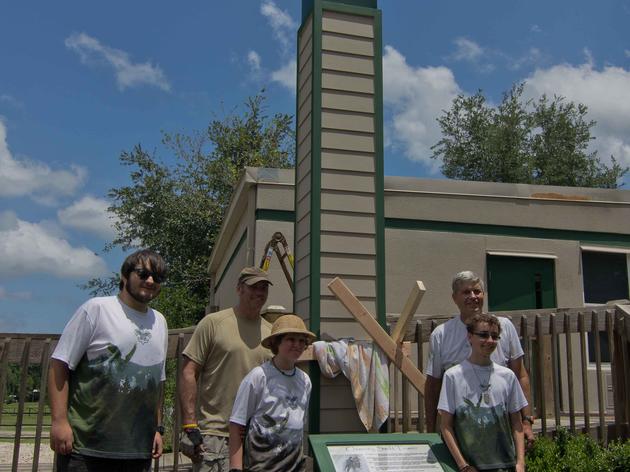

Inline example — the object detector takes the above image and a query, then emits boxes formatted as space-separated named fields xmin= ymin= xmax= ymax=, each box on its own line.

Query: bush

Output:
xmin=526 ymin=428 xmax=630 ymax=472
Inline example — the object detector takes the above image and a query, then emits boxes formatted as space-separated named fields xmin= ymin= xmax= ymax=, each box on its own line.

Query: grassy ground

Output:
xmin=1 ymin=402 xmax=51 ymax=431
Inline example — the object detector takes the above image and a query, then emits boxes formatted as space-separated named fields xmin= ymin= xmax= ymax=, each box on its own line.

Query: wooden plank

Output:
xmin=391 ymin=281 xmax=426 ymax=344
xmin=0 ymin=337 xmax=11 ymax=428
xmin=393 ymin=367 xmax=399 ymax=432
xmin=615 ymin=316 xmax=630 ymax=423
xmin=327 ymin=277 xmax=426 ymax=395
xmin=399 ymin=341 xmax=412 ymax=433
xmin=605 ymin=310 xmax=615 ymax=442
xmin=13 ymin=337 xmax=31 ymax=472
xmin=578 ymin=312 xmax=589 ymax=434
xmin=535 ymin=315 xmax=546 ymax=435
xmin=593 ymin=311 xmax=605 ymax=443
xmin=611 ymin=312 xmax=625 ymax=438
xmin=564 ymin=313 xmax=576 ymax=433
xmin=32 ymin=339 xmax=52 ymax=472
xmin=172 ymin=333 xmax=185 ymax=470
xmin=416 ymin=322 xmax=425 ymax=433
xmin=550 ymin=313 xmax=561 ymax=428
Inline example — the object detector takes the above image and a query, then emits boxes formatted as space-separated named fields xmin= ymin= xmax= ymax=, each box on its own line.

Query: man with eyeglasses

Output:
xmin=179 ymin=266 xmax=273 ymax=472
xmin=438 ymin=313 xmax=527 ymax=472
xmin=49 ymin=249 xmax=168 ymax=472
xmin=424 ymin=271 xmax=535 ymax=446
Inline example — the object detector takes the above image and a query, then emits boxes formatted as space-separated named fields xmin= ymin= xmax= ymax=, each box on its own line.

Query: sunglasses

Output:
xmin=472 ymin=331 xmax=501 ymax=341
xmin=132 ymin=267 xmax=166 ymax=284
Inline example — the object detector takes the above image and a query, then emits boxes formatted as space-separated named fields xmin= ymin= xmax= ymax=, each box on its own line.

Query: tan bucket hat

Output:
xmin=238 ymin=266 xmax=273 ymax=286
xmin=261 ymin=314 xmax=317 ymax=349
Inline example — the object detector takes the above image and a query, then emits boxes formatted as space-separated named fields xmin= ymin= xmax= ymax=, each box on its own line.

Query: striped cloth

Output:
xmin=313 ymin=340 xmax=389 ymax=431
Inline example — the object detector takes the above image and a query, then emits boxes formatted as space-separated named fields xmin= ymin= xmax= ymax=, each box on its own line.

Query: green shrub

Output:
xmin=526 ymin=428 xmax=629 ymax=472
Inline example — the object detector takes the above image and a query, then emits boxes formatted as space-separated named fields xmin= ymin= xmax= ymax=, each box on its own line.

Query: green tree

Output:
xmin=431 ymin=83 xmax=627 ymax=188
xmin=84 ymin=92 xmax=294 ymax=327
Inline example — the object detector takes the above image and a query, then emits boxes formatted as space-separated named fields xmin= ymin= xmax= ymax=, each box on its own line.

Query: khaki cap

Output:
xmin=261 ymin=314 xmax=317 ymax=349
xmin=238 ymin=266 xmax=273 ymax=286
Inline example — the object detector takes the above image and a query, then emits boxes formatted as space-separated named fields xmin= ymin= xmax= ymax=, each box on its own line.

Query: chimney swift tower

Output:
xmin=294 ymin=0 xmax=385 ymax=432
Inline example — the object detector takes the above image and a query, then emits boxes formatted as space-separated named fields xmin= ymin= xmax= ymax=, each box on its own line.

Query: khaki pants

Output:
xmin=192 ymin=435 xmax=229 ymax=472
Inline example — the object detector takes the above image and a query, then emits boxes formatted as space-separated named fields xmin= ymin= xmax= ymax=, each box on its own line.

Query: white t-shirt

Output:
xmin=425 ymin=315 xmax=523 ymax=379
xmin=230 ymin=360 xmax=311 ymax=472
xmin=438 ymin=360 xmax=528 ymax=470
xmin=52 ymin=296 xmax=168 ymax=459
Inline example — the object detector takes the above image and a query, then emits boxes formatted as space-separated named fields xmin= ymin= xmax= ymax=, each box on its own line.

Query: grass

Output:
xmin=1 ymin=402 xmax=51 ymax=431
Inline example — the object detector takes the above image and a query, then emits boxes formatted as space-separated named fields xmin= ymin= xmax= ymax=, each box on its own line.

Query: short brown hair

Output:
xmin=119 ymin=249 xmax=167 ymax=290
xmin=466 ymin=313 xmax=501 ymax=334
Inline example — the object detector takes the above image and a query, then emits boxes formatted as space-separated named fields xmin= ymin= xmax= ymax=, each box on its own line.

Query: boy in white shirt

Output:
xmin=438 ymin=314 xmax=527 ymax=472
xmin=228 ymin=314 xmax=316 ymax=472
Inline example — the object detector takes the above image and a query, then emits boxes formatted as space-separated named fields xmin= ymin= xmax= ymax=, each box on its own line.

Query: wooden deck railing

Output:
xmin=1 ymin=304 xmax=628 ymax=471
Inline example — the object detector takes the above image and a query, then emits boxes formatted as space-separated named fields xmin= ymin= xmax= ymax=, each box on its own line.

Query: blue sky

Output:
xmin=1 ymin=1 xmax=629 ymax=333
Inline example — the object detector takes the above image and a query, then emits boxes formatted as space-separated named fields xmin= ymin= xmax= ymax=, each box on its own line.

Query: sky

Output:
xmin=1 ymin=0 xmax=629 ymax=333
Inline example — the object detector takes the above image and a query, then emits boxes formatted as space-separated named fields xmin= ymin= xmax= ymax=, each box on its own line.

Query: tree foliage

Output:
xmin=84 ymin=93 xmax=294 ymax=327
xmin=431 ymin=83 xmax=627 ymax=188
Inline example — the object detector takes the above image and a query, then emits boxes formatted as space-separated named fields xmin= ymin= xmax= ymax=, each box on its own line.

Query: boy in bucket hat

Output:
xmin=228 ymin=314 xmax=316 ymax=472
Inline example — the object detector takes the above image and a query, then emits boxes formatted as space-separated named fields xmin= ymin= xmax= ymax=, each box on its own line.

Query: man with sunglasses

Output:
xmin=49 ymin=249 xmax=168 ymax=472
xmin=438 ymin=313 xmax=527 ymax=472
xmin=424 ymin=271 xmax=535 ymax=446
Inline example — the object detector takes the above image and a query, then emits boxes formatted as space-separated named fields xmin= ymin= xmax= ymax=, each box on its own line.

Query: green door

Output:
xmin=487 ymin=255 xmax=557 ymax=311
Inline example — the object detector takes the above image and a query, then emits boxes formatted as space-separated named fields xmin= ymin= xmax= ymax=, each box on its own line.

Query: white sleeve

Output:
xmin=503 ymin=320 xmax=524 ymax=360
xmin=507 ymin=373 xmax=528 ymax=413
xmin=161 ymin=315 xmax=168 ymax=382
xmin=51 ymin=302 xmax=95 ymax=370
xmin=425 ymin=329 xmax=443 ymax=378
xmin=437 ymin=370 xmax=456 ymax=414
xmin=230 ymin=368 xmax=263 ymax=426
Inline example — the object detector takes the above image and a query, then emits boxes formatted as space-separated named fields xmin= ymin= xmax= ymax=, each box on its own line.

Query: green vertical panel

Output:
xmin=373 ymin=9 xmax=386 ymax=329
xmin=487 ymin=256 xmax=557 ymax=311
xmin=308 ymin=1 xmax=323 ymax=435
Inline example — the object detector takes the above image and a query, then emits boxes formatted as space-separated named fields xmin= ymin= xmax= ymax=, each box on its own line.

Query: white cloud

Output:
xmin=271 ymin=60 xmax=296 ymax=92
xmin=451 ymin=37 xmax=484 ymax=62
xmin=524 ymin=60 xmax=630 ymax=166
xmin=0 ymin=210 xmax=107 ymax=278
xmin=0 ymin=286 xmax=31 ymax=300
xmin=65 ymin=32 xmax=171 ymax=92
xmin=0 ymin=94 xmax=23 ymax=109
xmin=58 ymin=196 xmax=118 ymax=239
xmin=247 ymin=50 xmax=262 ymax=72
xmin=531 ymin=24 xmax=542 ymax=33
xmin=0 ymin=121 xmax=87 ymax=204
xmin=260 ymin=0 xmax=297 ymax=53
xmin=383 ymin=45 xmax=461 ymax=169
xmin=508 ymin=47 xmax=544 ymax=71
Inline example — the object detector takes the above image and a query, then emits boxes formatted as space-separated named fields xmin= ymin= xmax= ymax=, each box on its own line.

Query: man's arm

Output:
xmin=48 ymin=359 xmax=73 ymax=455
xmin=152 ymin=381 xmax=165 ymax=459
xmin=439 ymin=410 xmax=476 ymax=471
xmin=424 ymin=375 xmax=442 ymax=433
xmin=510 ymin=411 xmax=525 ymax=472
xmin=228 ymin=422 xmax=244 ymax=470
xmin=508 ymin=356 xmax=535 ymax=444
xmin=179 ymin=356 xmax=201 ymax=425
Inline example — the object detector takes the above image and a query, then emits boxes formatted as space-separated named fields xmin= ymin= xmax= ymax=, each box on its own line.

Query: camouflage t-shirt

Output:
xmin=52 ymin=296 xmax=168 ymax=459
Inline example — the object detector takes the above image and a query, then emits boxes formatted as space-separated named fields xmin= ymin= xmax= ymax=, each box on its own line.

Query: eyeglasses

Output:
xmin=132 ymin=267 xmax=165 ymax=284
xmin=472 ymin=331 xmax=501 ymax=341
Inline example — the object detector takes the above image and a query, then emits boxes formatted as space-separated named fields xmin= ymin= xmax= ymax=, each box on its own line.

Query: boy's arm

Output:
xmin=439 ymin=410 xmax=477 ymax=471
xmin=510 ymin=411 xmax=525 ymax=472
xmin=228 ymin=422 xmax=245 ymax=470
xmin=508 ymin=356 xmax=534 ymax=445
xmin=48 ymin=359 xmax=73 ymax=455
